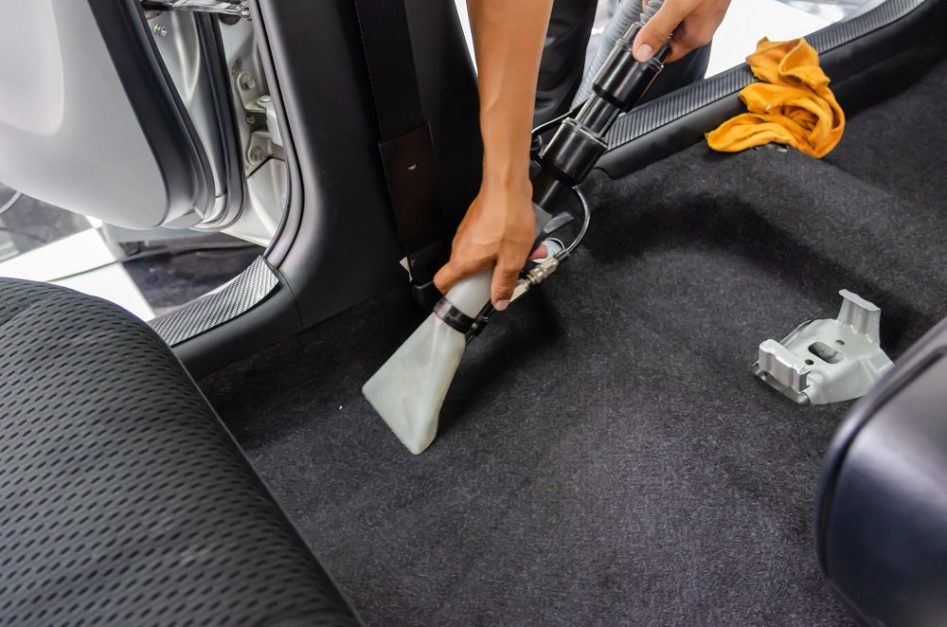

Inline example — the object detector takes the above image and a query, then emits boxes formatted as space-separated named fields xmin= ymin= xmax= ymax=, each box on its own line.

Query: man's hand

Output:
xmin=633 ymin=0 xmax=731 ymax=63
xmin=433 ymin=176 xmax=535 ymax=311
xmin=433 ymin=0 xmax=553 ymax=312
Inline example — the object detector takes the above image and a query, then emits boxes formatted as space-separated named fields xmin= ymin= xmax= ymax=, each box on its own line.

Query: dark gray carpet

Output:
xmin=201 ymin=56 xmax=947 ymax=625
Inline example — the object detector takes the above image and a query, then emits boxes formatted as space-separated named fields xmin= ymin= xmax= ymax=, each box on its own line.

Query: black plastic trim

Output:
xmin=254 ymin=0 xmax=301 ymax=267
xmin=250 ymin=0 xmax=405 ymax=328
xmin=172 ymin=0 xmax=482 ymax=375
xmin=88 ymin=0 xmax=214 ymax=224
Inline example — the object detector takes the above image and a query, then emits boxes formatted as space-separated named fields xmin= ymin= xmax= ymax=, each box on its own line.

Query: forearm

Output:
xmin=466 ymin=0 xmax=553 ymax=186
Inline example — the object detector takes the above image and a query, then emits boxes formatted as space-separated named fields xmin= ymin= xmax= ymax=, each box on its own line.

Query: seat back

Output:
xmin=817 ymin=317 xmax=947 ymax=627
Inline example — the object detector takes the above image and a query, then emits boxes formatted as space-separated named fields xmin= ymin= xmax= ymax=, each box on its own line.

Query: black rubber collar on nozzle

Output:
xmin=433 ymin=298 xmax=475 ymax=333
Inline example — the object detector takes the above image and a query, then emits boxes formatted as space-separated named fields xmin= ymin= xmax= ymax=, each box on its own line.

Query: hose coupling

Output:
xmin=511 ymin=256 xmax=561 ymax=303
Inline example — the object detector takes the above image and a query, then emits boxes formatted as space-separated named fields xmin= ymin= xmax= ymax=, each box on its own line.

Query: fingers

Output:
xmin=433 ymin=263 xmax=459 ymax=296
xmin=634 ymin=0 xmax=724 ymax=64
xmin=434 ymin=252 xmax=524 ymax=312
xmin=490 ymin=257 xmax=522 ymax=312
xmin=632 ymin=1 xmax=687 ymax=62
xmin=530 ymin=243 xmax=548 ymax=260
xmin=434 ymin=246 xmax=498 ymax=296
xmin=433 ymin=259 xmax=476 ymax=295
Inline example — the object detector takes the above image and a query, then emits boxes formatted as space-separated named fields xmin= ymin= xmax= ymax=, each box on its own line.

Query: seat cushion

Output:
xmin=0 ymin=279 xmax=358 ymax=626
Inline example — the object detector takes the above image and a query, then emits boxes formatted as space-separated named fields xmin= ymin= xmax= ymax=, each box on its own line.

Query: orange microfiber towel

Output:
xmin=706 ymin=38 xmax=845 ymax=158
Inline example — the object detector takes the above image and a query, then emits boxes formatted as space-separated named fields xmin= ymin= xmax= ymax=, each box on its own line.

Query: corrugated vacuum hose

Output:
xmin=363 ymin=0 xmax=671 ymax=454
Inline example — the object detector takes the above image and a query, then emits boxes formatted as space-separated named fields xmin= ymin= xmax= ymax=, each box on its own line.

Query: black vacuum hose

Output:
xmin=531 ymin=0 xmax=671 ymax=209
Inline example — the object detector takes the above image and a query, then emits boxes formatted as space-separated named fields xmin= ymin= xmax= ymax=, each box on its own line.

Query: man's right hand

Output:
xmin=433 ymin=175 xmax=536 ymax=312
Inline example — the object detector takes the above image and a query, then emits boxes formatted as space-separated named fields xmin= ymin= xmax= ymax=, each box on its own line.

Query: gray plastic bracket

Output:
xmin=752 ymin=290 xmax=894 ymax=404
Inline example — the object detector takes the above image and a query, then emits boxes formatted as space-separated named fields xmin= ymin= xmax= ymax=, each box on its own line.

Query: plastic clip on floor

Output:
xmin=201 ymin=56 xmax=947 ymax=625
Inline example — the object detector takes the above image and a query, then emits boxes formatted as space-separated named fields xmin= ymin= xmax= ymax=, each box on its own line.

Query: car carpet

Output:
xmin=200 ymin=55 xmax=947 ymax=626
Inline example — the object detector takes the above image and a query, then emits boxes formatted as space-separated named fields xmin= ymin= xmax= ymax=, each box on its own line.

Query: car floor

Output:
xmin=200 ymin=54 xmax=947 ymax=625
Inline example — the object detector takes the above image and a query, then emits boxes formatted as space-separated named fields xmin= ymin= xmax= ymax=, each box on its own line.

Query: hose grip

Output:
xmin=593 ymin=38 xmax=669 ymax=112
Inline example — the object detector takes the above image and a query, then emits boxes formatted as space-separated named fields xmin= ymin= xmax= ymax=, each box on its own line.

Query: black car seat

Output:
xmin=818 ymin=317 xmax=947 ymax=626
xmin=0 ymin=278 xmax=358 ymax=626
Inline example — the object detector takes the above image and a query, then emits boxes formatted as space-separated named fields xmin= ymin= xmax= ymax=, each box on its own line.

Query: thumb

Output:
xmin=633 ymin=2 xmax=685 ymax=62
xmin=490 ymin=257 xmax=522 ymax=312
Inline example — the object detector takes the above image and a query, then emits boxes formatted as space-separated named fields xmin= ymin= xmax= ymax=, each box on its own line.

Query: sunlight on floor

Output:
xmin=0 ymin=228 xmax=155 ymax=320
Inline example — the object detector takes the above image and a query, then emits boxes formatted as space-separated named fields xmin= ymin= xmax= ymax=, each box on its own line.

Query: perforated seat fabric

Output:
xmin=0 ymin=279 xmax=359 ymax=626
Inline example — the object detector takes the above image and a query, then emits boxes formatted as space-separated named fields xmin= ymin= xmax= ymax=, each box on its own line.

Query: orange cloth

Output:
xmin=706 ymin=38 xmax=845 ymax=158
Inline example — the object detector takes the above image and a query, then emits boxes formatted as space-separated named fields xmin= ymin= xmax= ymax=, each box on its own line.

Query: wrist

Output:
xmin=481 ymin=157 xmax=531 ymax=191
xmin=480 ymin=129 xmax=532 ymax=188
xmin=480 ymin=168 xmax=532 ymax=202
